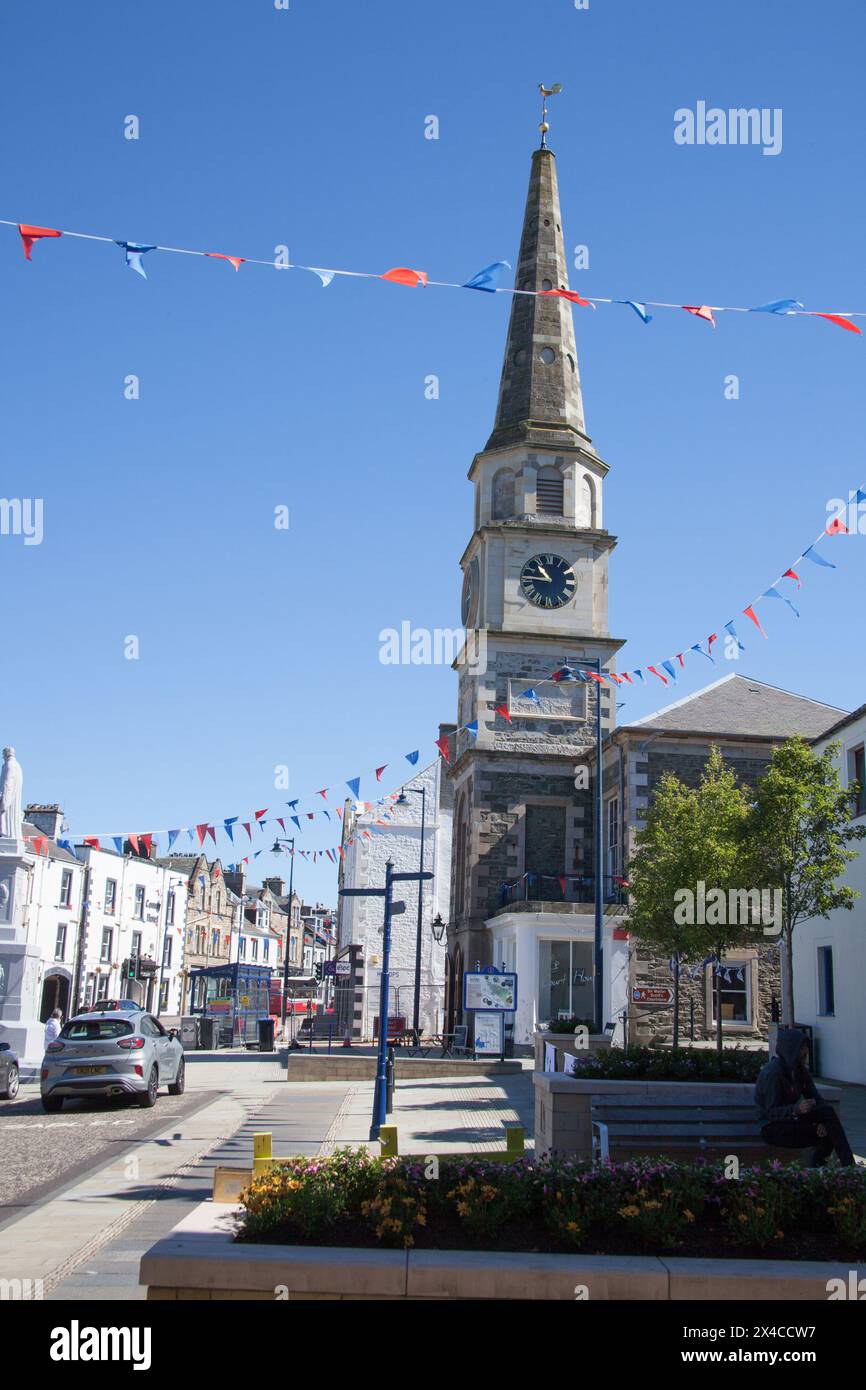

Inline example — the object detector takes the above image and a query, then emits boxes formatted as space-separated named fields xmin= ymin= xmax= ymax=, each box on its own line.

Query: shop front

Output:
xmin=487 ymin=910 xmax=629 ymax=1046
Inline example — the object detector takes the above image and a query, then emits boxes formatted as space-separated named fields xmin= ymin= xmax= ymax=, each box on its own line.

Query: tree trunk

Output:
xmin=672 ymin=953 xmax=680 ymax=1050
xmin=715 ymin=952 xmax=724 ymax=1060
xmin=783 ymin=922 xmax=796 ymax=1026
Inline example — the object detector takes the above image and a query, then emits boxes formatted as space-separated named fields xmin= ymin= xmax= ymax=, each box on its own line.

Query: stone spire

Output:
xmin=486 ymin=145 xmax=588 ymax=451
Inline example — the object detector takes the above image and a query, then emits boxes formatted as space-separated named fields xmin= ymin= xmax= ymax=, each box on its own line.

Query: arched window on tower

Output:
xmin=492 ymin=468 xmax=516 ymax=520
xmin=583 ymin=475 xmax=597 ymax=528
xmin=537 ymin=466 xmax=564 ymax=516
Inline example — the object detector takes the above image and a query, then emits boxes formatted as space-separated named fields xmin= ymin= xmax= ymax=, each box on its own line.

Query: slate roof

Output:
xmin=22 ymin=821 xmax=80 ymax=866
xmin=623 ymin=674 xmax=846 ymax=740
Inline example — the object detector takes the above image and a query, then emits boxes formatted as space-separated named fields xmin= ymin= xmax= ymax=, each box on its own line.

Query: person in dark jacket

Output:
xmin=755 ymin=1027 xmax=856 ymax=1166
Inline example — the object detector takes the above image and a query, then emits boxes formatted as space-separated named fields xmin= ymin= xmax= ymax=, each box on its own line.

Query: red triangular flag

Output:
xmin=336 ymin=807 xmax=343 ymax=820
xmin=588 ymin=671 xmax=608 ymax=684
xmin=539 ymin=287 xmax=594 ymax=308
xmin=207 ymin=826 xmax=217 ymax=845
xmin=435 ymin=734 xmax=451 ymax=763
xmin=214 ymin=864 xmax=221 ymax=877
xmin=558 ymin=876 xmax=567 ymax=896
xmin=825 ymin=517 xmax=849 ymax=535
xmin=195 ymin=824 xmax=208 ymax=846
xmin=677 ymin=653 xmax=685 ymax=667
xmin=375 ymin=765 xmax=387 ymax=781
xmin=254 ymin=809 xmax=268 ymax=820
xmin=276 ymin=817 xmax=286 ymax=832
xmin=128 ymin=833 xmax=141 ymax=854
xmin=743 ymin=604 xmax=768 ymax=639
xmin=813 ymin=313 xmax=862 ymax=334
xmin=32 ymin=835 xmax=48 ymax=856
xmin=782 ymin=568 xmax=801 ymax=589
xmin=647 ymin=665 xmax=668 ymax=684
xmin=205 ymin=252 xmax=245 ymax=272
xmin=316 ymin=789 xmax=328 ymax=800
xmin=243 ymin=822 xmax=252 ymax=840
xmin=682 ymin=304 xmax=716 ymax=328
xmin=83 ymin=836 xmax=101 ymax=850
xmin=381 ymin=266 xmax=428 ymax=288
xmin=494 ymin=704 xmax=512 ymax=721
xmin=140 ymin=833 xmax=153 ymax=857
xmin=18 ymin=224 xmax=62 ymax=260
xmin=622 ymin=673 xmax=634 ymax=684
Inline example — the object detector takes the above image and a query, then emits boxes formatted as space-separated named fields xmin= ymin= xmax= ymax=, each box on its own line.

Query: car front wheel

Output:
xmin=138 ymin=1067 xmax=159 ymax=1108
xmin=2 ymin=1065 xmax=20 ymax=1100
xmin=168 ymin=1058 xmax=185 ymax=1095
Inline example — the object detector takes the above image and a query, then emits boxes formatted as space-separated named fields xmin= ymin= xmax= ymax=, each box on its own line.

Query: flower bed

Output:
xmin=236 ymin=1150 xmax=866 ymax=1262
xmin=563 ymin=1044 xmax=768 ymax=1082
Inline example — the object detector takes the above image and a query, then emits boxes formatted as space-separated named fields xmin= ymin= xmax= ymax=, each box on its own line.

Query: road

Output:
xmin=0 ymin=1049 xmax=354 ymax=1299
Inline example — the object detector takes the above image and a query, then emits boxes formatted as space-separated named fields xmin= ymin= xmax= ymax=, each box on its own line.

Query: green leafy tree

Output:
xmin=747 ymin=738 xmax=866 ymax=1026
xmin=628 ymin=748 xmax=759 ymax=1056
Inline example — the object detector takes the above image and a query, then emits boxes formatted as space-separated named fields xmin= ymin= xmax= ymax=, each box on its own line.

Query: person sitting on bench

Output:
xmin=755 ymin=1028 xmax=855 ymax=1167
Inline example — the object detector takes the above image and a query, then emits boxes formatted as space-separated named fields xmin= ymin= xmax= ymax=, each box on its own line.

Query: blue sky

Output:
xmin=1 ymin=0 xmax=864 ymax=902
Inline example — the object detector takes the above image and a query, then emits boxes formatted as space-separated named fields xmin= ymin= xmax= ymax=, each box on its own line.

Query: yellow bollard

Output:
xmin=380 ymin=1125 xmax=398 ymax=1157
xmin=505 ymin=1125 xmax=525 ymax=1157
xmin=252 ymin=1132 xmax=274 ymax=1175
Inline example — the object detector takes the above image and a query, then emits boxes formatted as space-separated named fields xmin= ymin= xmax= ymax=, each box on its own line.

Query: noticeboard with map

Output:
xmin=462 ymin=970 xmax=517 ymax=1012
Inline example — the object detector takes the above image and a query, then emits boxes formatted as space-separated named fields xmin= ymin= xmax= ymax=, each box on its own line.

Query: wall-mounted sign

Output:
xmin=632 ymin=986 xmax=674 ymax=1005
xmin=463 ymin=970 xmax=517 ymax=1012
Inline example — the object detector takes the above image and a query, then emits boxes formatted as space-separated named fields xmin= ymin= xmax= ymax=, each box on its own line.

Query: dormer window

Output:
xmin=537 ymin=467 xmax=564 ymax=515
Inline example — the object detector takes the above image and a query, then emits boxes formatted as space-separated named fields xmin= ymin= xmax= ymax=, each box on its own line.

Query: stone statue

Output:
xmin=0 ymin=747 xmax=23 ymax=840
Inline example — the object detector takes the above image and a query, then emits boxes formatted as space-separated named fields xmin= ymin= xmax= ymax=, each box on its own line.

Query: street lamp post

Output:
xmin=270 ymin=836 xmax=296 ymax=1031
xmin=395 ymin=784 xmax=427 ymax=1039
xmin=555 ymin=658 xmax=605 ymax=1035
xmin=340 ymin=860 xmax=433 ymax=1140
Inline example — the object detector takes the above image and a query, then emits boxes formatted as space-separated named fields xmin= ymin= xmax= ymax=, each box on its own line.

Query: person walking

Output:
xmin=756 ymin=1027 xmax=856 ymax=1167
xmin=44 ymin=1008 xmax=62 ymax=1050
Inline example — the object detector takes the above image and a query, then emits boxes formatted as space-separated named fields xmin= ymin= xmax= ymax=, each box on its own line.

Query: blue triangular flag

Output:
xmin=58 ymin=839 xmax=73 ymax=854
xmin=634 ymin=670 xmax=644 ymax=682
xmin=286 ymin=799 xmax=299 ymax=810
xmin=749 ymin=299 xmax=803 ymax=315
xmin=116 ymin=241 xmax=157 ymax=279
xmin=855 ymin=487 xmax=866 ymax=505
xmin=224 ymin=817 xmax=238 ymax=842
xmin=167 ymin=829 xmax=180 ymax=850
xmin=405 ymin=750 xmax=419 ymax=765
xmin=518 ymin=687 xmax=541 ymax=704
xmin=690 ymin=642 xmax=715 ymax=665
xmin=113 ymin=836 xmax=124 ymax=854
xmin=615 ymin=299 xmax=653 ymax=324
xmin=661 ymin=659 xmax=678 ymax=682
xmin=763 ymin=586 xmax=800 ymax=618
xmin=463 ymin=260 xmax=510 ymax=293
xmin=801 ymin=544 xmax=836 ymax=569
xmin=724 ymin=621 xmax=746 ymax=650
xmin=290 ymin=816 xmax=300 ymax=831
xmin=346 ymin=777 xmax=361 ymax=799
xmin=463 ymin=721 xmax=478 ymax=737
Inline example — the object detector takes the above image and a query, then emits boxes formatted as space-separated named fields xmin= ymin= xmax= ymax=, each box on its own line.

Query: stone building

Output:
xmin=445 ymin=131 xmax=625 ymax=1046
xmin=157 ymin=854 xmax=237 ymax=1014
xmin=590 ymin=674 xmax=845 ymax=1045
xmin=338 ymin=759 xmax=453 ymax=1040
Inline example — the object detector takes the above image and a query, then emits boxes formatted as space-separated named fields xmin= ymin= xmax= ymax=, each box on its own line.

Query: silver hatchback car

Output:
xmin=40 ymin=1009 xmax=185 ymax=1112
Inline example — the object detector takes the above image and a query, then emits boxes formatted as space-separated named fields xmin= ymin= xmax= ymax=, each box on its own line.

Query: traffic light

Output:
xmin=314 ymin=962 xmax=322 ymax=983
xmin=126 ymin=957 xmax=136 ymax=980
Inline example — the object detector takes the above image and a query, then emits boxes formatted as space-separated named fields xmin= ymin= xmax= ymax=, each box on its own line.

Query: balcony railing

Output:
xmin=498 ymin=872 xmax=628 ymax=909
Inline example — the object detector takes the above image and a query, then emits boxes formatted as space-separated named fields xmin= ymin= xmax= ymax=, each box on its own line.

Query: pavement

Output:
xmin=0 ymin=1048 xmax=863 ymax=1301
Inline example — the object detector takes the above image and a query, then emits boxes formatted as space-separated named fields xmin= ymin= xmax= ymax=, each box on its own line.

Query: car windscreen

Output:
xmin=60 ymin=1019 xmax=135 ymax=1040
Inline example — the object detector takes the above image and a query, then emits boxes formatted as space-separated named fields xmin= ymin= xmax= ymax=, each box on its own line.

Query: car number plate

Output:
xmin=73 ymin=1065 xmax=107 ymax=1075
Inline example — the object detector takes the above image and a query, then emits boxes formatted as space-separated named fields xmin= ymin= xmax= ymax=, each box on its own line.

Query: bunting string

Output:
xmin=52 ymin=487 xmax=859 ymax=859
xmin=3 ymin=219 xmax=863 ymax=335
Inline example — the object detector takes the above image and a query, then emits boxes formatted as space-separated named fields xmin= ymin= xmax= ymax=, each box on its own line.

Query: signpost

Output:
xmin=473 ymin=1010 xmax=504 ymax=1058
xmin=462 ymin=968 xmax=517 ymax=1063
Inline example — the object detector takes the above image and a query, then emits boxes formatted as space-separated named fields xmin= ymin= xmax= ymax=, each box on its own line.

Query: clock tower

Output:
xmin=446 ymin=128 xmax=625 ymax=1044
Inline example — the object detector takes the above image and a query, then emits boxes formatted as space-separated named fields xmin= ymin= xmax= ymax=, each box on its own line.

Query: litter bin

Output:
xmin=180 ymin=1016 xmax=200 ymax=1051
xmin=258 ymin=1016 xmax=276 ymax=1053
xmin=199 ymin=1016 xmax=218 ymax=1050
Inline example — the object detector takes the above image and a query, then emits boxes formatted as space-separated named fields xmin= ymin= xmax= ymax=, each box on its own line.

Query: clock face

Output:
xmin=461 ymin=557 xmax=479 ymax=626
xmin=520 ymin=553 xmax=576 ymax=609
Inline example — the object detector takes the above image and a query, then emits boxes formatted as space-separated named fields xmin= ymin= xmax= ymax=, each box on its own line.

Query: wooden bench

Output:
xmin=592 ymin=1091 xmax=842 ymax=1167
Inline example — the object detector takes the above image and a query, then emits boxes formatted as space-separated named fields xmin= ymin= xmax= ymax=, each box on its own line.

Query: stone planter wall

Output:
xmin=140 ymin=1202 xmax=864 ymax=1301
xmin=532 ymin=1031 xmax=612 ymax=1073
xmin=533 ymin=1074 xmax=843 ymax=1162
xmin=285 ymin=1055 xmax=522 ymax=1083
